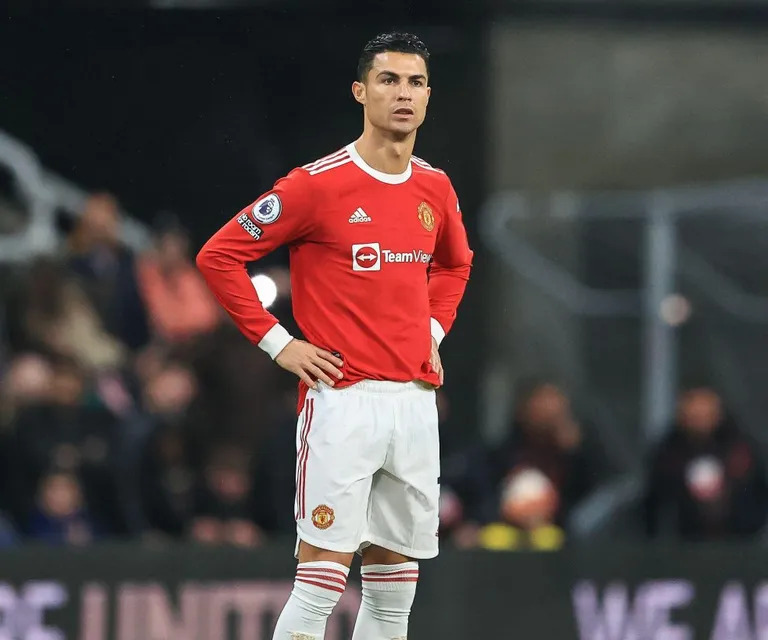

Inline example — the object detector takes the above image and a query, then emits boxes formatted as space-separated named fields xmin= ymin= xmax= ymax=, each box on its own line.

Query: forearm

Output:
xmin=196 ymin=240 xmax=293 ymax=358
xmin=428 ymin=263 xmax=471 ymax=344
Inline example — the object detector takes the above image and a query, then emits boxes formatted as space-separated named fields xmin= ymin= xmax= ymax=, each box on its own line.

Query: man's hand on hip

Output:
xmin=275 ymin=339 xmax=344 ymax=390
xmin=430 ymin=337 xmax=444 ymax=386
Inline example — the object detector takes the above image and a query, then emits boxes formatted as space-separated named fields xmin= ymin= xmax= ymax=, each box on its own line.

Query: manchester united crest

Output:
xmin=418 ymin=202 xmax=435 ymax=232
xmin=312 ymin=504 xmax=335 ymax=530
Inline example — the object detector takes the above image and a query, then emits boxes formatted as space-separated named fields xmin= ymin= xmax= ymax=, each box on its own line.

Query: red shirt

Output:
xmin=196 ymin=142 xmax=473 ymax=398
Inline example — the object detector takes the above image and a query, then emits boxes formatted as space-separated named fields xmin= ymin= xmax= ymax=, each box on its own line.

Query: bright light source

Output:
xmin=660 ymin=294 xmax=691 ymax=326
xmin=251 ymin=274 xmax=278 ymax=309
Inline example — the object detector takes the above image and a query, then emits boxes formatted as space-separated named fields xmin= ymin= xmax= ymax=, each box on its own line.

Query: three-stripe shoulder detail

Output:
xmin=302 ymin=149 xmax=352 ymax=176
xmin=411 ymin=155 xmax=445 ymax=174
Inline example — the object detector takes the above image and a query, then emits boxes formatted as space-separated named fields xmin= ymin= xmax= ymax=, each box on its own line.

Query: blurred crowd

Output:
xmin=0 ymin=193 xmax=301 ymax=547
xmin=440 ymin=381 xmax=768 ymax=550
xmin=1 ymin=192 xmax=767 ymax=550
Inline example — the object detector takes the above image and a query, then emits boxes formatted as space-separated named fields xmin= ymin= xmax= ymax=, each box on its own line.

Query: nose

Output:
xmin=397 ymin=81 xmax=412 ymax=100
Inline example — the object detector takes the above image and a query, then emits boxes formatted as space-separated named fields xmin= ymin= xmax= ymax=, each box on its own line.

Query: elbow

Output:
xmin=195 ymin=240 xmax=213 ymax=269
xmin=449 ymin=250 xmax=474 ymax=280
xmin=450 ymin=262 xmax=473 ymax=282
xmin=195 ymin=247 xmax=206 ymax=272
xmin=195 ymin=242 xmax=213 ymax=275
xmin=432 ymin=251 xmax=473 ymax=278
xmin=429 ymin=264 xmax=471 ymax=282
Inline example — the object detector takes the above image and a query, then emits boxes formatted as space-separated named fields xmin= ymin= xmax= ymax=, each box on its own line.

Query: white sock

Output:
xmin=351 ymin=562 xmax=419 ymax=640
xmin=272 ymin=561 xmax=349 ymax=640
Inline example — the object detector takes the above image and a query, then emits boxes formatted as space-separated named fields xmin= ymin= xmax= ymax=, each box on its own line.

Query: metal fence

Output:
xmin=0 ymin=129 xmax=150 ymax=263
xmin=480 ymin=181 xmax=768 ymax=534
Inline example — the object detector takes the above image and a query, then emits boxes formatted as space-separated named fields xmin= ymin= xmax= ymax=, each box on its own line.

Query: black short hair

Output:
xmin=357 ymin=32 xmax=430 ymax=83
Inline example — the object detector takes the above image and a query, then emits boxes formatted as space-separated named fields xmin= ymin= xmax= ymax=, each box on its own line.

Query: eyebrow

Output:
xmin=377 ymin=71 xmax=427 ymax=82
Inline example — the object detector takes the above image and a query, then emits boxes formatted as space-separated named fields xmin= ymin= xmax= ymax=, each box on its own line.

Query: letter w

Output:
xmin=572 ymin=581 xmax=640 ymax=640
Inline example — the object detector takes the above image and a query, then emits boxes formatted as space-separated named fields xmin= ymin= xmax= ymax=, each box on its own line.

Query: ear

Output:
xmin=352 ymin=80 xmax=366 ymax=106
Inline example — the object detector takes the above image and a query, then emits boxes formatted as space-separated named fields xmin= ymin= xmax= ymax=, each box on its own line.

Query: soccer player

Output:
xmin=196 ymin=32 xmax=473 ymax=639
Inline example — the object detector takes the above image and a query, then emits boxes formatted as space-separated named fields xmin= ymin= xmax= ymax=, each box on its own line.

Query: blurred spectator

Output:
xmin=476 ymin=468 xmax=565 ymax=552
xmin=191 ymin=325 xmax=292 ymax=449
xmin=0 ymin=352 xmax=54 ymax=426
xmin=444 ymin=380 xmax=608 ymax=551
xmin=138 ymin=423 xmax=197 ymax=538
xmin=27 ymin=471 xmax=99 ymax=546
xmin=10 ymin=257 xmax=126 ymax=373
xmin=488 ymin=382 xmax=602 ymax=527
xmin=142 ymin=360 xmax=199 ymax=422
xmin=189 ymin=442 xmax=264 ymax=548
xmin=644 ymin=386 xmax=768 ymax=540
xmin=137 ymin=361 xmax=202 ymax=537
xmin=432 ymin=390 xmax=488 ymax=547
xmin=0 ymin=353 xmax=54 ymax=517
xmin=137 ymin=213 xmax=221 ymax=346
xmin=251 ymin=389 xmax=310 ymax=537
xmin=8 ymin=355 xmax=126 ymax=536
xmin=67 ymin=192 xmax=150 ymax=352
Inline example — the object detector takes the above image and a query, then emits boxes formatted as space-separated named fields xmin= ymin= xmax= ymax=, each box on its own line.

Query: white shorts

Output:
xmin=293 ymin=379 xmax=440 ymax=560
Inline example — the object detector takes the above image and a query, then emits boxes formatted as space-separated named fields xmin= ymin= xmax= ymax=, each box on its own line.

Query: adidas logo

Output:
xmin=349 ymin=207 xmax=372 ymax=223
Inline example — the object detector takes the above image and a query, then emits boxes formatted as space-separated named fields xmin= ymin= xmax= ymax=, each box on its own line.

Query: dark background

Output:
xmin=1 ymin=10 xmax=487 ymax=448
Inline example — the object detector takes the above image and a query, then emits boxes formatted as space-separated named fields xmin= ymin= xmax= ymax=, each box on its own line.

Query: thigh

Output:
xmin=295 ymin=386 xmax=390 ymax=554
xmin=366 ymin=387 xmax=440 ymax=559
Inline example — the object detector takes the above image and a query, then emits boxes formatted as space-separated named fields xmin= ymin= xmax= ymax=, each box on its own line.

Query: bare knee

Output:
xmin=298 ymin=540 xmax=355 ymax=568
xmin=361 ymin=544 xmax=414 ymax=566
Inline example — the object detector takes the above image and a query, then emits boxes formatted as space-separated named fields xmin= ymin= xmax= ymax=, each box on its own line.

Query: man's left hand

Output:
xmin=430 ymin=337 xmax=444 ymax=385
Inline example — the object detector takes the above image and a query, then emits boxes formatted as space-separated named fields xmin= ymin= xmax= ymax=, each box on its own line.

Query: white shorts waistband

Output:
xmin=318 ymin=380 xmax=434 ymax=394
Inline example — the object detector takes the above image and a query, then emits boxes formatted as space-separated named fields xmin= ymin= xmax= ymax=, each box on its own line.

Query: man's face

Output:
xmin=158 ymin=231 xmax=189 ymax=268
xmin=82 ymin=194 xmax=120 ymax=243
xmin=678 ymin=388 xmax=722 ymax=437
xmin=525 ymin=385 xmax=569 ymax=430
xmin=354 ymin=52 xmax=431 ymax=137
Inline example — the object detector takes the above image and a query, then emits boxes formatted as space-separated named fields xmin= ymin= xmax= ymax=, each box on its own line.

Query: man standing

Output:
xmin=197 ymin=31 xmax=473 ymax=640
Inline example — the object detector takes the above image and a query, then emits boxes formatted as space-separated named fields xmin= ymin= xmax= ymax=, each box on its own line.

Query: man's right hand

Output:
xmin=275 ymin=339 xmax=344 ymax=390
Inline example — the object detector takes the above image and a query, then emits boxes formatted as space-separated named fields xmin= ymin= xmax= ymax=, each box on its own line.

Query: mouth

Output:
xmin=393 ymin=107 xmax=414 ymax=116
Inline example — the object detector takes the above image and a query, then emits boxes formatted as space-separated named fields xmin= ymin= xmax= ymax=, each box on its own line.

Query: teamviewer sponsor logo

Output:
xmin=352 ymin=242 xmax=381 ymax=271
xmin=383 ymin=249 xmax=432 ymax=264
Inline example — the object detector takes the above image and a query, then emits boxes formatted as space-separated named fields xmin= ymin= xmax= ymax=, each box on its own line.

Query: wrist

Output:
xmin=430 ymin=318 xmax=446 ymax=347
xmin=258 ymin=324 xmax=294 ymax=359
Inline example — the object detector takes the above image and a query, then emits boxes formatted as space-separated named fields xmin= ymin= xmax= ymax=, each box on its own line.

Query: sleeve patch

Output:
xmin=237 ymin=213 xmax=263 ymax=240
xmin=251 ymin=193 xmax=282 ymax=224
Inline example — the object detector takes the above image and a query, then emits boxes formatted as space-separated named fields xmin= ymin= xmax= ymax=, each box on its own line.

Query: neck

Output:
xmin=354 ymin=124 xmax=416 ymax=175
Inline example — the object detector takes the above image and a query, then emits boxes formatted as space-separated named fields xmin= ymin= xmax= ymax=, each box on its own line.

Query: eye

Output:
xmin=411 ymin=80 xmax=423 ymax=87
xmin=383 ymin=77 xmax=395 ymax=84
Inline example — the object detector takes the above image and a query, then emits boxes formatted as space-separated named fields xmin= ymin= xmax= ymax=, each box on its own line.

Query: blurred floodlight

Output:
xmin=660 ymin=294 xmax=692 ymax=326
xmin=251 ymin=274 xmax=278 ymax=309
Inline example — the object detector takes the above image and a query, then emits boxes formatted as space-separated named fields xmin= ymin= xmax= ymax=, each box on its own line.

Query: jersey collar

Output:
xmin=346 ymin=142 xmax=412 ymax=185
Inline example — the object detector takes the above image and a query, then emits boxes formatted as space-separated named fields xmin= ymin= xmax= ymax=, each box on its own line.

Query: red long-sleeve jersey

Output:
xmin=196 ymin=142 xmax=473 ymax=395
